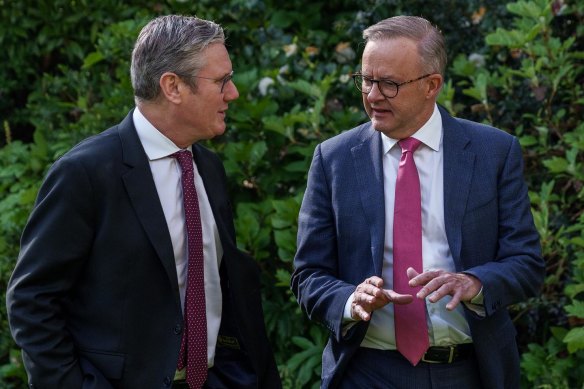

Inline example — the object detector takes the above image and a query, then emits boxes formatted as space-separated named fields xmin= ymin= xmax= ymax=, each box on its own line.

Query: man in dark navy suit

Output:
xmin=292 ymin=15 xmax=544 ymax=388
xmin=7 ymin=15 xmax=280 ymax=389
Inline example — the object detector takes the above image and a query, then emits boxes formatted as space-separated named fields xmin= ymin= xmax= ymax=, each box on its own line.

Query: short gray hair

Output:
xmin=131 ymin=15 xmax=225 ymax=102
xmin=363 ymin=16 xmax=446 ymax=76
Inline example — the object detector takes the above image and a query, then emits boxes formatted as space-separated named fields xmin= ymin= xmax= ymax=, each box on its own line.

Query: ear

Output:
xmin=159 ymin=72 xmax=183 ymax=104
xmin=425 ymin=74 xmax=443 ymax=99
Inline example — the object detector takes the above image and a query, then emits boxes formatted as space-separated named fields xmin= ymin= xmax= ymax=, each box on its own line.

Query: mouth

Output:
xmin=370 ymin=106 xmax=392 ymax=118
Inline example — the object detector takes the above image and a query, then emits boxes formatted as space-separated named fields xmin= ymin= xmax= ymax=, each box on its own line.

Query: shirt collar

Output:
xmin=133 ymin=107 xmax=191 ymax=160
xmin=381 ymin=104 xmax=442 ymax=155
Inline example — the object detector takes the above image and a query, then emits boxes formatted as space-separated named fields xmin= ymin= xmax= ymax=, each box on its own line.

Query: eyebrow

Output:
xmin=361 ymin=73 xmax=399 ymax=81
xmin=197 ymin=70 xmax=233 ymax=79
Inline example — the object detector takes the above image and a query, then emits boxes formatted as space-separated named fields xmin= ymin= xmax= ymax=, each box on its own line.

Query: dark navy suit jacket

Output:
xmin=7 ymin=110 xmax=281 ymax=388
xmin=291 ymin=106 xmax=544 ymax=388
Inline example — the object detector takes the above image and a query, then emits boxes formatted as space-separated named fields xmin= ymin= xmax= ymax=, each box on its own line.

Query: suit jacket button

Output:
xmin=164 ymin=376 xmax=172 ymax=386
xmin=174 ymin=323 xmax=183 ymax=334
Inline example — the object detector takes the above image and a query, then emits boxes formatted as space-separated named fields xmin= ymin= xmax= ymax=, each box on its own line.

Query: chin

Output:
xmin=197 ymin=130 xmax=225 ymax=142
xmin=212 ymin=126 xmax=227 ymax=138
xmin=371 ymin=120 xmax=391 ymax=133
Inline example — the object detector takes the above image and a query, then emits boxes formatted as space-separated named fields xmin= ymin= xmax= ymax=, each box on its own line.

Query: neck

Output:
xmin=137 ymin=102 xmax=192 ymax=149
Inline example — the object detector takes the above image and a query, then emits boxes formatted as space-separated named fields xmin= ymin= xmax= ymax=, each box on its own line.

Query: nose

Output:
xmin=224 ymin=79 xmax=239 ymax=101
xmin=366 ymin=81 xmax=384 ymax=103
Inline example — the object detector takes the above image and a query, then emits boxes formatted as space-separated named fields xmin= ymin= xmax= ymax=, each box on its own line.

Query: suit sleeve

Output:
xmin=464 ymin=137 xmax=545 ymax=316
xmin=291 ymin=145 xmax=360 ymax=342
xmin=6 ymin=157 xmax=93 ymax=388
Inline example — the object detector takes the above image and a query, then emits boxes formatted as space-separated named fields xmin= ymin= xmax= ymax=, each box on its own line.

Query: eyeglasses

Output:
xmin=352 ymin=73 xmax=433 ymax=98
xmin=191 ymin=70 xmax=234 ymax=93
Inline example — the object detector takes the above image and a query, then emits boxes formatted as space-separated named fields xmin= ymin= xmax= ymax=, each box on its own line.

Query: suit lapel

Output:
xmin=191 ymin=144 xmax=234 ymax=250
xmin=118 ymin=111 xmax=181 ymax=308
xmin=441 ymin=108 xmax=475 ymax=269
xmin=351 ymin=125 xmax=385 ymax=276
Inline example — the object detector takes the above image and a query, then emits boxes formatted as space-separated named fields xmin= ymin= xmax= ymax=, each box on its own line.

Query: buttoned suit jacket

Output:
xmin=7 ymin=110 xmax=281 ymax=389
xmin=291 ymin=106 xmax=544 ymax=388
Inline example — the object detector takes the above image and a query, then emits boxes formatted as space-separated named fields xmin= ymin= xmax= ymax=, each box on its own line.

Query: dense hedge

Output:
xmin=1 ymin=1 xmax=583 ymax=388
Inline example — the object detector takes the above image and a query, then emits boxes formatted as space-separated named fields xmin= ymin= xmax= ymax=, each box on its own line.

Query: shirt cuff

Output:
xmin=464 ymin=286 xmax=485 ymax=317
xmin=342 ymin=293 xmax=358 ymax=336
xmin=343 ymin=292 xmax=356 ymax=322
xmin=470 ymin=286 xmax=484 ymax=305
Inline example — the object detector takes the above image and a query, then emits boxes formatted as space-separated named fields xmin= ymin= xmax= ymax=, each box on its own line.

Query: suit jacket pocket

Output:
xmin=79 ymin=349 xmax=125 ymax=380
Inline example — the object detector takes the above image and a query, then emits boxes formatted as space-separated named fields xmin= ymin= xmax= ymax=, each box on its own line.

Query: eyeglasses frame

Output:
xmin=352 ymin=73 xmax=434 ymax=98
xmin=189 ymin=70 xmax=234 ymax=93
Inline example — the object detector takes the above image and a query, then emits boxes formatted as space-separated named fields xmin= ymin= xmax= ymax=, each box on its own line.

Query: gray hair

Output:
xmin=363 ymin=16 xmax=446 ymax=76
xmin=131 ymin=15 xmax=225 ymax=102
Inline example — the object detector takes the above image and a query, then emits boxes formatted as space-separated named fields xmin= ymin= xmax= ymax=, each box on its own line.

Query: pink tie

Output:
xmin=172 ymin=150 xmax=207 ymax=388
xmin=393 ymin=137 xmax=429 ymax=366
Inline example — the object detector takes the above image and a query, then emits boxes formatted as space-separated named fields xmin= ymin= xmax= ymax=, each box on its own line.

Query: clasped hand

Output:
xmin=350 ymin=268 xmax=482 ymax=321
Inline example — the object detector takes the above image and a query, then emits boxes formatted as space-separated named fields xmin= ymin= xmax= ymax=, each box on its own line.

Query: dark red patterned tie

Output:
xmin=393 ymin=137 xmax=429 ymax=365
xmin=172 ymin=150 xmax=207 ymax=388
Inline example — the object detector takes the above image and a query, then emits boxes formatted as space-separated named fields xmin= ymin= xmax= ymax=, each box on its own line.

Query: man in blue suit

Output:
xmin=7 ymin=15 xmax=280 ymax=389
xmin=292 ymin=16 xmax=544 ymax=388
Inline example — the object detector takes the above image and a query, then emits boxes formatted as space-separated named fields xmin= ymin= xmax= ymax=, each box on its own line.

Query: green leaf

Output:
xmin=287 ymin=79 xmax=321 ymax=99
xmin=270 ymin=11 xmax=298 ymax=28
xmin=564 ymin=301 xmax=584 ymax=319
xmin=486 ymin=28 xmax=524 ymax=47
xmin=297 ymin=354 xmax=321 ymax=385
xmin=543 ymin=157 xmax=568 ymax=173
xmin=519 ymin=135 xmax=538 ymax=147
xmin=291 ymin=336 xmax=314 ymax=349
xmin=82 ymin=51 xmax=105 ymax=69
xmin=274 ymin=229 xmax=296 ymax=262
xmin=565 ymin=284 xmax=584 ymax=299
xmin=507 ymin=1 xmax=544 ymax=19
xmin=274 ymin=269 xmax=291 ymax=287
xmin=286 ymin=347 xmax=320 ymax=371
xmin=564 ymin=327 xmax=584 ymax=353
xmin=249 ymin=141 xmax=268 ymax=167
xmin=550 ymin=326 xmax=569 ymax=341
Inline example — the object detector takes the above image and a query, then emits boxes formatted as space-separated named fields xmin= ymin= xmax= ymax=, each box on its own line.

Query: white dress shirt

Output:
xmin=344 ymin=104 xmax=473 ymax=349
xmin=133 ymin=108 xmax=223 ymax=367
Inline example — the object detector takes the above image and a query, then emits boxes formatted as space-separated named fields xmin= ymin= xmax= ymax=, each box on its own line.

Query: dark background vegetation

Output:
xmin=1 ymin=0 xmax=583 ymax=387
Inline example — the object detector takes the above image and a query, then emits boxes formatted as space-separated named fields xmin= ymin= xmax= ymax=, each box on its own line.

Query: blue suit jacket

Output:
xmin=291 ymin=106 xmax=544 ymax=388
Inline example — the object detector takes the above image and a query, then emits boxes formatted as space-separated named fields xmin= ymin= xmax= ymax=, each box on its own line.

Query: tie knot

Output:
xmin=398 ymin=137 xmax=422 ymax=154
xmin=172 ymin=150 xmax=193 ymax=171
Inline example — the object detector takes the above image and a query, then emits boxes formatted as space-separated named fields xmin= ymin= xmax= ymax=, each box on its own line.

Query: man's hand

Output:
xmin=351 ymin=276 xmax=414 ymax=321
xmin=407 ymin=268 xmax=482 ymax=310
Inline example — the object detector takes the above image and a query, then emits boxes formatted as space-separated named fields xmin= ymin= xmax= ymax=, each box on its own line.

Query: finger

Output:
xmin=416 ymin=280 xmax=439 ymax=299
xmin=366 ymin=276 xmax=384 ymax=288
xmin=409 ymin=268 xmax=443 ymax=287
xmin=358 ymin=279 xmax=388 ymax=300
xmin=355 ymin=288 xmax=391 ymax=312
xmin=384 ymin=289 xmax=414 ymax=305
xmin=352 ymin=304 xmax=371 ymax=321
xmin=446 ymin=290 xmax=463 ymax=311
xmin=427 ymin=276 xmax=467 ymax=303
xmin=354 ymin=289 xmax=376 ymax=306
xmin=421 ymin=272 xmax=479 ymax=302
xmin=414 ymin=270 xmax=451 ymax=297
xmin=406 ymin=267 xmax=419 ymax=280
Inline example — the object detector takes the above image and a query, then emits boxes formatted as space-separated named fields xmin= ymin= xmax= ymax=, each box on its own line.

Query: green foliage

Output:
xmin=281 ymin=326 xmax=327 ymax=389
xmin=1 ymin=0 xmax=583 ymax=388
xmin=520 ymin=327 xmax=584 ymax=389
xmin=449 ymin=0 xmax=584 ymax=387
